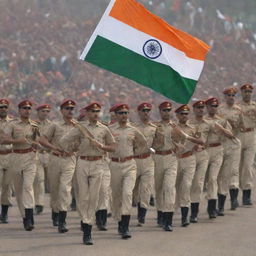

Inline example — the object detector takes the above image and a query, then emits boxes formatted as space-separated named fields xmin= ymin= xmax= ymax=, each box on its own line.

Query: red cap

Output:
xmin=240 ymin=84 xmax=253 ymax=91
xmin=18 ymin=100 xmax=33 ymax=108
xmin=137 ymin=102 xmax=152 ymax=111
xmin=84 ymin=102 xmax=101 ymax=111
xmin=109 ymin=104 xmax=118 ymax=113
xmin=205 ymin=97 xmax=219 ymax=105
xmin=60 ymin=99 xmax=76 ymax=108
xmin=36 ymin=104 xmax=51 ymax=111
xmin=223 ymin=87 xmax=237 ymax=95
xmin=175 ymin=104 xmax=190 ymax=113
xmin=192 ymin=100 xmax=205 ymax=108
xmin=159 ymin=101 xmax=172 ymax=110
xmin=0 ymin=99 xmax=9 ymax=106
xmin=112 ymin=104 xmax=129 ymax=112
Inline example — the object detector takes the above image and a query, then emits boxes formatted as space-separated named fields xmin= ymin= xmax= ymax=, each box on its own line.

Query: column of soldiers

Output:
xmin=0 ymin=83 xmax=255 ymax=246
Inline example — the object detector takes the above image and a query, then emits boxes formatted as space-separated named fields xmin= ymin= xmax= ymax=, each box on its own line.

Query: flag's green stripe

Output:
xmin=85 ymin=36 xmax=197 ymax=103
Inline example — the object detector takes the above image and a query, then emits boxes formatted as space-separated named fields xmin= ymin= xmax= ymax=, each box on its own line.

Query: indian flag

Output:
xmin=80 ymin=0 xmax=210 ymax=104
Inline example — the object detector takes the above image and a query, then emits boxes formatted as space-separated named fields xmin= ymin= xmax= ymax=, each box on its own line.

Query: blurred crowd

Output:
xmin=0 ymin=0 xmax=255 ymax=121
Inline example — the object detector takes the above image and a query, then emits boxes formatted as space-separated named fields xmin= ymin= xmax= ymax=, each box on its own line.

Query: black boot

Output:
xmin=35 ymin=205 xmax=43 ymax=215
xmin=190 ymin=203 xmax=199 ymax=223
xmin=82 ymin=223 xmax=93 ymax=245
xmin=157 ymin=211 xmax=163 ymax=227
xmin=80 ymin=220 xmax=83 ymax=231
xmin=0 ymin=205 xmax=9 ymax=224
xmin=163 ymin=212 xmax=173 ymax=231
xmin=243 ymin=190 xmax=253 ymax=205
xmin=58 ymin=211 xmax=68 ymax=233
xmin=52 ymin=211 xmax=59 ymax=227
xmin=100 ymin=210 xmax=108 ymax=231
xmin=217 ymin=194 xmax=226 ymax=216
xmin=230 ymin=189 xmax=239 ymax=210
xmin=118 ymin=220 xmax=123 ymax=235
xmin=207 ymin=200 xmax=217 ymax=219
xmin=137 ymin=204 xmax=147 ymax=226
xmin=23 ymin=208 xmax=34 ymax=231
xmin=95 ymin=210 xmax=102 ymax=230
xmin=181 ymin=207 xmax=189 ymax=227
xmin=149 ymin=196 xmax=155 ymax=206
xmin=121 ymin=215 xmax=132 ymax=239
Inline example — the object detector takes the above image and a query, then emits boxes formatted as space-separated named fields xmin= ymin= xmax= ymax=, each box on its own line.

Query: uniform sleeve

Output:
xmin=59 ymin=127 xmax=82 ymax=152
xmin=152 ymin=126 xmax=165 ymax=149
xmin=43 ymin=123 xmax=56 ymax=142
xmin=2 ymin=122 xmax=14 ymax=137
xmin=104 ymin=127 xmax=115 ymax=145
xmin=134 ymin=128 xmax=148 ymax=152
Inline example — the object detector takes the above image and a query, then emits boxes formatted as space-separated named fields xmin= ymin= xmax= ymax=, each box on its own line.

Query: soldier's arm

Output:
xmin=214 ymin=121 xmax=235 ymax=139
xmin=102 ymin=127 xmax=116 ymax=152
xmin=134 ymin=128 xmax=149 ymax=152
xmin=59 ymin=127 xmax=82 ymax=153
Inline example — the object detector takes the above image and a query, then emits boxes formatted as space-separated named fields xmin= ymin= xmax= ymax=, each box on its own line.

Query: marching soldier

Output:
xmin=60 ymin=102 xmax=116 ymax=245
xmin=0 ymin=99 xmax=13 ymax=223
xmin=1 ymin=100 xmax=57 ymax=231
xmin=205 ymin=98 xmax=234 ymax=218
xmin=238 ymin=84 xmax=256 ymax=206
xmin=189 ymin=100 xmax=210 ymax=223
xmin=109 ymin=104 xmax=148 ymax=239
xmin=34 ymin=104 xmax=52 ymax=215
xmin=43 ymin=99 xmax=78 ymax=233
xmin=218 ymin=88 xmax=243 ymax=214
xmin=174 ymin=105 xmax=205 ymax=227
xmin=133 ymin=102 xmax=158 ymax=226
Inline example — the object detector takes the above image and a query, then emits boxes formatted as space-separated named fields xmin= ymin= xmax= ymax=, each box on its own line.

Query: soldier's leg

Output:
xmin=34 ymin=161 xmax=45 ymax=214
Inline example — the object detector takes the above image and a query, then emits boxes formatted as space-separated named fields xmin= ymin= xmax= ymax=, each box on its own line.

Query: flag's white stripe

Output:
xmin=80 ymin=0 xmax=116 ymax=60
xmin=97 ymin=16 xmax=204 ymax=80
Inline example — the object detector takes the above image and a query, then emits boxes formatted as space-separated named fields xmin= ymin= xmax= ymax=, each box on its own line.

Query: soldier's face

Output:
xmin=116 ymin=111 xmax=129 ymax=123
xmin=241 ymin=90 xmax=252 ymax=102
xmin=38 ymin=108 xmax=50 ymax=120
xmin=193 ymin=106 xmax=205 ymax=117
xmin=160 ymin=109 xmax=171 ymax=120
xmin=138 ymin=109 xmax=151 ymax=122
xmin=61 ymin=106 xmax=74 ymax=119
xmin=19 ymin=106 xmax=32 ymax=119
xmin=206 ymin=104 xmax=218 ymax=115
xmin=87 ymin=109 xmax=100 ymax=122
xmin=225 ymin=93 xmax=235 ymax=105
xmin=176 ymin=112 xmax=189 ymax=123
xmin=0 ymin=105 xmax=8 ymax=118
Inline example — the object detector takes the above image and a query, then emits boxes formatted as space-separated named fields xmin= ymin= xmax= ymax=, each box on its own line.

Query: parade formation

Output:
xmin=0 ymin=83 xmax=255 ymax=246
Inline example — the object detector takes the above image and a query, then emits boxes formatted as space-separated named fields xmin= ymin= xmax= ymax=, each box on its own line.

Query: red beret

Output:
xmin=0 ymin=99 xmax=9 ymax=106
xmin=60 ymin=99 xmax=76 ymax=108
xmin=18 ymin=100 xmax=33 ymax=108
xmin=159 ymin=101 xmax=172 ymax=110
xmin=109 ymin=104 xmax=118 ymax=113
xmin=175 ymin=104 xmax=190 ymax=113
xmin=84 ymin=102 xmax=101 ymax=111
xmin=223 ymin=87 xmax=237 ymax=95
xmin=205 ymin=97 xmax=219 ymax=105
xmin=193 ymin=100 xmax=205 ymax=108
xmin=112 ymin=104 xmax=129 ymax=112
xmin=137 ymin=102 xmax=152 ymax=111
xmin=36 ymin=104 xmax=51 ymax=111
xmin=241 ymin=84 xmax=253 ymax=90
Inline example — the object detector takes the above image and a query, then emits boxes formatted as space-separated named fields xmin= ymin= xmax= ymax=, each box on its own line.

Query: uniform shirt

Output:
xmin=44 ymin=120 xmax=76 ymax=152
xmin=109 ymin=123 xmax=148 ymax=158
xmin=238 ymin=101 xmax=256 ymax=129
xmin=36 ymin=119 xmax=52 ymax=152
xmin=133 ymin=121 xmax=158 ymax=155
xmin=60 ymin=120 xmax=115 ymax=157
xmin=188 ymin=118 xmax=211 ymax=143
xmin=152 ymin=121 xmax=176 ymax=151
xmin=218 ymin=104 xmax=244 ymax=135
xmin=5 ymin=119 xmax=39 ymax=150
xmin=0 ymin=116 xmax=13 ymax=151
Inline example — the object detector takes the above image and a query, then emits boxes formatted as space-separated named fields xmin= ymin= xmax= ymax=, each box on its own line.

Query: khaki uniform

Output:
xmin=44 ymin=121 xmax=77 ymax=212
xmin=0 ymin=116 xmax=13 ymax=207
xmin=205 ymin=116 xmax=224 ymax=200
xmin=133 ymin=122 xmax=157 ymax=209
xmin=188 ymin=119 xmax=210 ymax=203
xmin=109 ymin=123 xmax=147 ymax=221
xmin=237 ymin=101 xmax=256 ymax=190
xmin=6 ymin=119 xmax=39 ymax=217
xmin=34 ymin=119 xmax=52 ymax=207
xmin=152 ymin=122 xmax=177 ymax=212
xmin=175 ymin=124 xmax=196 ymax=207
xmin=218 ymin=104 xmax=242 ymax=194
xmin=60 ymin=121 xmax=115 ymax=225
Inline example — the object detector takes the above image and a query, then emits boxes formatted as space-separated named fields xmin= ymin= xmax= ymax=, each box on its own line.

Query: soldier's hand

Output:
xmin=90 ymin=139 xmax=103 ymax=149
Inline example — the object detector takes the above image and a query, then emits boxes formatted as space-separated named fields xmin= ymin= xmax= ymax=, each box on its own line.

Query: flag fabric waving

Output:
xmin=80 ymin=0 xmax=210 ymax=104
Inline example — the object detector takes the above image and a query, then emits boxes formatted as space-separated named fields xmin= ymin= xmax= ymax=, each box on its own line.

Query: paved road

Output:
xmin=0 ymin=193 xmax=256 ymax=256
